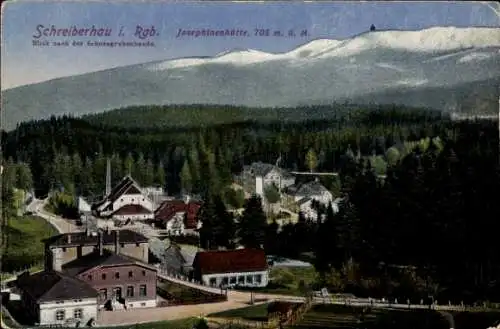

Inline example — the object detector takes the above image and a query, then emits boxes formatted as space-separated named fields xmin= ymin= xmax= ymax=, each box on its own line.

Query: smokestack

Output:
xmin=98 ymin=230 xmax=104 ymax=256
xmin=106 ymin=158 xmax=111 ymax=197
xmin=114 ymin=230 xmax=120 ymax=254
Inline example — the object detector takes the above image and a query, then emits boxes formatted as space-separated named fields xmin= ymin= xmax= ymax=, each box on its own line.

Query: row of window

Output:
xmin=99 ymin=285 xmax=147 ymax=300
xmin=55 ymin=309 xmax=82 ymax=321
xmin=209 ymin=274 xmax=262 ymax=286
xmin=55 ymin=299 xmax=82 ymax=304
xmin=87 ymin=270 xmax=147 ymax=281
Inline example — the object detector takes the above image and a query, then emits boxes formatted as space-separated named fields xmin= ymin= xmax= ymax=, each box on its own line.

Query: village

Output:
xmin=1 ymin=160 xmax=347 ymax=328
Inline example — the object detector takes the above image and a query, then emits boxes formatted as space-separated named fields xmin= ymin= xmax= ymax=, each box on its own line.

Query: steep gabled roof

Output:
xmin=94 ymin=175 xmax=146 ymax=209
xmin=295 ymin=181 xmax=330 ymax=197
xmin=248 ymin=162 xmax=277 ymax=177
xmin=193 ymin=248 xmax=267 ymax=275
xmin=62 ymin=249 xmax=156 ymax=277
xmin=17 ymin=271 xmax=98 ymax=302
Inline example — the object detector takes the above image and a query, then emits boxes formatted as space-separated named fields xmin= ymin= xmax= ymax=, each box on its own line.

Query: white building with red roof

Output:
xmin=192 ymin=248 xmax=269 ymax=288
xmin=92 ymin=176 xmax=154 ymax=222
xmin=154 ymin=196 xmax=202 ymax=235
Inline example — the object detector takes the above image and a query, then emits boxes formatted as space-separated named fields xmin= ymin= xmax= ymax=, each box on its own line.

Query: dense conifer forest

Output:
xmin=1 ymin=103 xmax=499 ymax=303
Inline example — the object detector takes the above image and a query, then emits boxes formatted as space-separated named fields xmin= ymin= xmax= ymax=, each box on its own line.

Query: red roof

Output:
xmin=154 ymin=200 xmax=201 ymax=229
xmin=193 ymin=248 xmax=267 ymax=275
xmin=112 ymin=204 xmax=152 ymax=216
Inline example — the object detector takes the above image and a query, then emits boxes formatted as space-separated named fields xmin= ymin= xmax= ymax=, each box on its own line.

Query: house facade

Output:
xmin=154 ymin=198 xmax=202 ymax=235
xmin=62 ymin=248 xmax=158 ymax=310
xmin=92 ymin=175 xmax=154 ymax=221
xmin=192 ymin=249 xmax=269 ymax=288
xmin=16 ymin=271 xmax=99 ymax=327
xmin=242 ymin=162 xmax=295 ymax=197
xmin=44 ymin=229 xmax=149 ymax=272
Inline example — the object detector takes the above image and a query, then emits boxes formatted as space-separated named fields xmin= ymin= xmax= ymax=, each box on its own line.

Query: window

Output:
xmin=229 ymin=277 xmax=237 ymax=284
xmin=55 ymin=310 xmax=65 ymax=321
xmin=74 ymin=309 xmax=83 ymax=319
xmin=141 ymin=303 xmax=146 ymax=307
xmin=246 ymin=275 xmax=253 ymax=284
xmin=55 ymin=301 xmax=64 ymax=304
xmin=222 ymin=277 xmax=229 ymax=285
xmin=62 ymin=248 xmax=67 ymax=252
xmin=209 ymin=278 xmax=217 ymax=286
xmin=139 ymin=285 xmax=147 ymax=296
xmin=99 ymin=288 xmax=107 ymax=300
xmin=127 ymin=286 xmax=134 ymax=298
xmin=136 ymin=243 xmax=140 ymax=247
xmin=142 ymin=270 xmax=146 ymax=276
xmin=120 ymin=198 xmax=123 ymax=202
xmin=238 ymin=276 xmax=245 ymax=284
xmin=132 ymin=199 xmax=134 ymax=202
xmin=128 ymin=271 xmax=133 ymax=278
xmin=142 ymin=198 xmax=145 ymax=201
xmin=255 ymin=275 xmax=262 ymax=283
xmin=102 ymin=273 xmax=107 ymax=280
xmin=87 ymin=275 xmax=92 ymax=281
xmin=113 ymin=287 xmax=122 ymax=300
xmin=120 ymin=243 xmax=125 ymax=248
xmin=115 ymin=272 xmax=120 ymax=279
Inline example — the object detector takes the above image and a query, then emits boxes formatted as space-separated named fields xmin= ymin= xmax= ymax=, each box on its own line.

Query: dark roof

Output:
xmin=246 ymin=162 xmax=278 ymax=177
xmin=44 ymin=229 xmax=148 ymax=248
xmin=62 ymin=249 xmax=156 ymax=276
xmin=154 ymin=200 xmax=201 ymax=229
xmin=93 ymin=176 xmax=144 ymax=208
xmin=297 ymin=197 xmax=312 ymax=206
xmin=17 ymin=270 xmax=98 ymax=302
xmin=112 ymin=204 xmax=152 ymax=216
xmin=193 ymin=248 xmax=267 ymax=275
xmin=295 ymin=181 xmax=330 ymax=197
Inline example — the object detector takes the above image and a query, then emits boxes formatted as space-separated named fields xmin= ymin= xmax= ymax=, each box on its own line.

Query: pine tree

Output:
xmin=15 ymin=162 xmax=33 ymax=191
xmin=155 ymin=161 xmax=166 ymax=188
xmin=198 ymin=195 xmax=218 ymax=250
xmin=238 ymin=195 xmax=268 ymax=248
xmin=305 ymin=149 xmax=318 ymax=172
xmin=180 ymin=160 xmax=193 ymax=194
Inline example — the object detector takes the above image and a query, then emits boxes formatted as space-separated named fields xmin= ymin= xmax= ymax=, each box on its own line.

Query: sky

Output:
xmin=1 ymin=1 xmax=499 ymax=89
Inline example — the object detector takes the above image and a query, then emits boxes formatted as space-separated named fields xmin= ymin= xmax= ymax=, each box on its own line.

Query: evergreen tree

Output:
xmin=15 ymin=162 xmax=33 ymax=191
xmin=238 ymin=195 xmax=268 ymax=248
xmin=180 ymin=160 xmax=193 ymax=194
xmin=155 ymin=161 xmax=166 ymax=188
xmin=305 ymin=148 xmax=318 ymax=172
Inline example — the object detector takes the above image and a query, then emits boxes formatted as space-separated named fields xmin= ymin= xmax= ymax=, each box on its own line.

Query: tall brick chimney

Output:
xmin=114 ymin=230 xmax=120 ymax=254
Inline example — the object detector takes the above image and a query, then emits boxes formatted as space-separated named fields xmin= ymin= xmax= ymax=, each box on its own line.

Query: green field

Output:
xmin=290 ymin=305 xmax=449 ymax=329
xmin=209 ymin=303 xmax=270 ymax=322
xmin=1 ymin=216 xmax=58 ymax=276
xmin=236 ymin=266 xmax=317 ymax=296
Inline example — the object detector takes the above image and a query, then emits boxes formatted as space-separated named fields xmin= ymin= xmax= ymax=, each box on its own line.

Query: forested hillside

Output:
xmin=1 ymin=104 xmax=499 ymax=302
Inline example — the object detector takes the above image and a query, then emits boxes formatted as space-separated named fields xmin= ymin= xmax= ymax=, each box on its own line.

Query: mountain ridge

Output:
xmin=2 ymin=26 xmax=499 ymax=131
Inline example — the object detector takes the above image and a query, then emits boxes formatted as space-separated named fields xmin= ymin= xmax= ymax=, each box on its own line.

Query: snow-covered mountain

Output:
xmin=2 ymin=26 xmax=500 ymax=130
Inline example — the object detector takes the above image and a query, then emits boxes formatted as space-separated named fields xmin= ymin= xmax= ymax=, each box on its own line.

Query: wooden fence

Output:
xmin=282 ymin=295 xmax=314 ymax=327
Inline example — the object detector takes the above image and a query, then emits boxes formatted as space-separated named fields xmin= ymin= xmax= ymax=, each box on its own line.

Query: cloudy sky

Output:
xmin=1 ymin=1 xmax=499 ymax=89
